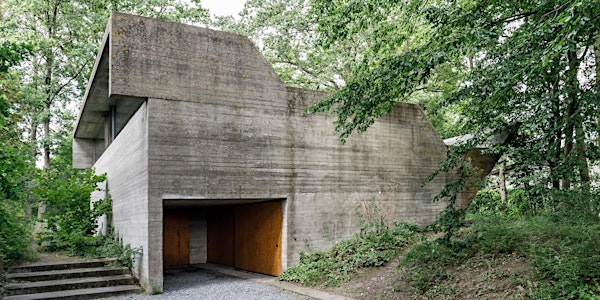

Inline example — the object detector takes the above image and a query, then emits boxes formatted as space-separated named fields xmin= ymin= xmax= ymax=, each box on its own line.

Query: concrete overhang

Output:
xmin=444 ymin=123 xmax=520 ymax=149
xmin=163 ymin=198 xmax=285 ymax=208
xmin=73 ymin=22 xmax=144 ymax=140
xmin=444 ymin=132 xmax=510 ymax=148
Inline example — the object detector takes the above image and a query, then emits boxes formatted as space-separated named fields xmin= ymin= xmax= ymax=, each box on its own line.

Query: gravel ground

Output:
xmin=109 ymin=266 xmax=308 ymax=300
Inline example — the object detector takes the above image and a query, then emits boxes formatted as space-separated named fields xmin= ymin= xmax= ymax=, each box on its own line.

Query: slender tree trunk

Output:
xmin=548 ymin=93 xmax=561 ymax=189
xmin=36 ymin=3 xmax=60 ymax=233
xmin=43 ymin=114 xmax=50 ymax=167
xmin=499 ymin=155 xmax=507 ymax=206
xmin=562 ymin=50 xmax=581 ymax=190
xmin=34 ymin=203 xmax=46 ymax=232
xmin=468 ymin=56 xmax=474 ymax=71
xmin=575 ymin=115 xmax=590 ymax=187
xmin=43 ymin=53 xmax=53 ymax=168
xmin=563 ymin=102 xmax=575 ymax=190
xmin=595 ymin=39 xmax=600 ymax=149
xmin=30 ymin=120 xmax=38 ymax=157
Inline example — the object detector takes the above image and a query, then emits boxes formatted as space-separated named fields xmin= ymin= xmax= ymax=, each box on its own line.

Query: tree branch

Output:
xmin=273 ymin=59 xmax=340 ymax=89
xmin=51 ymin=60 xmax=89 ymax=103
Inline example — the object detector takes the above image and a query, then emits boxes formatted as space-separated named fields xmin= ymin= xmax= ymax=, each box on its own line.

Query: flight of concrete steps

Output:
xmin=4 ymin=258 xmax=142 ymax=300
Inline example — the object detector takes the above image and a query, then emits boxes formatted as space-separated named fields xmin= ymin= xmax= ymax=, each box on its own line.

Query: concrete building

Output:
xmin=73 ymin=12 xmax=448 ymax=293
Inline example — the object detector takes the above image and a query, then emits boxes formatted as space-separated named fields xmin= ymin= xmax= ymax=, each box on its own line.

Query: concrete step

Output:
xmin=5 ymin=274 xmax=136 ymax=296
xmin=3 ymin=285 xmax=142 ymax=300
xmin=9 ymin=258 xmax=118 ymax=273
xmin=7 ymin=267 xmax=129 ymax=282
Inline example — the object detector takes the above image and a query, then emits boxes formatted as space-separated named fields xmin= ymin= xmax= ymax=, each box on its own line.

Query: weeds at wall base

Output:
xmin=279 ymin=200 xmax=425 ymax=287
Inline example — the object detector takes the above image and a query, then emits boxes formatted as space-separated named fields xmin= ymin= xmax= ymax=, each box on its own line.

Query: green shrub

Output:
xmin=467 ymin=188 xmax=532 ymax=218
xmin=402 ymin=208 xmax=600 ymax=299
xmin=279 ymin=221 xmax=422 ymax=287
xmin=0 ymin=202 xmax=31 ymax=268
xmin=35 ymin=168 xmax=106 ymax=256
xmin=401 ymin=240 xmax=461 ymax=293
xmin=86 ymin=226 xmax=142 ymax=269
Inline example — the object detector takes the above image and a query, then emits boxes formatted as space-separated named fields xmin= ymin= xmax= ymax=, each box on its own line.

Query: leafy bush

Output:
xmin=0 ymin=140 xmax=35 ymax=268
xmin=467 ymin=188 xmax=531 ymax=217
xmin=35 ymin=168 xmax=107 ymax=256
xmin=402 ymin=207 xmax=600 ymax=299
xmin=400 ymin=240 xmax=461 ymax=293
xmin=0 ymin=202 xmax=31 ymax=268
xmin=85 ymin=225 xmax=142 ymax=269
xmin=279 ymin=221 xmax=422 ymax=287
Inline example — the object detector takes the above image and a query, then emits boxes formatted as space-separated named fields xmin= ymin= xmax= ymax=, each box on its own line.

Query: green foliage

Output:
xmin=469 ymin=214 xmax=600 ymax=299
xmin=467 ymin=188 xmax=531 ymax=217
xmin=86 ymin=225 xmax=143 ymax=269
xmin=35 ymin=171 xmax=106 ymax=256
xmin=401 ymin=240 xmax=464 ymax=294
xmin=426 ymin=150 xmax=484 ymax=243
xmin=279 ymin=219 xmax=422 ymax=287
xmin=0 ymin=202 xmax=32 ymax=268
xmin=308 ymin=0 xmax=600 ymax=242
xmin=0 ymin=42 xmax=31 ymax=74
xmin=402 ymin=192 xmax=600 ymax=299
xmin=214 ymin=0 xmax=347 ymax=90
xmin=33 ymin=121 xmax=108 ymax=255
xmin=0 ymin=40 xmax=36 ymax=268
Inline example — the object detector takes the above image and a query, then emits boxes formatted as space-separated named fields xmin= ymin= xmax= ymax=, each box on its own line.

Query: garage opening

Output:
xmin=163 ymin=199 xmax=283 ymax=276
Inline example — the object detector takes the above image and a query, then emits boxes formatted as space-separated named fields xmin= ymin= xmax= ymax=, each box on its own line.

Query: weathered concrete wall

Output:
xmin=73 ymin=138 xmax=104 ymax=169
xmin=284 ymin=88 xmax=447 ymax=265
xmin=109 ymin=11 xmax=294 ymax=290
xmin=109 ymin=12 xmax=284 ymax=108
xmin=91 ymin=102 xmax=150 ymax=291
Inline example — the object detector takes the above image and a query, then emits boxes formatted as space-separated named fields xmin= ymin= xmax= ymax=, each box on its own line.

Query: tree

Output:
xmin=0 ymin=0 xmax=212 ymax=251
xmin=0 ymin=41 xmax=35 ymax=266
xmin=309 ymin=0 xmax=600 ymax=195
xmin=214 ymin=0 xmax=343 ymax=90
xmin=0 ymin=0 xmax=211 ymax=169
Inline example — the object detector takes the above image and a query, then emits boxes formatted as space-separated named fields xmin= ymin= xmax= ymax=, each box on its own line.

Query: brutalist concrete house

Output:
xmin=73 ymin=12 xmax=448 ymax=293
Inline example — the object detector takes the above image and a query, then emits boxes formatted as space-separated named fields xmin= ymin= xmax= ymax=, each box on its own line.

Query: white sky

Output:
xmin=201 ymin=0 xmax=247 ymax=17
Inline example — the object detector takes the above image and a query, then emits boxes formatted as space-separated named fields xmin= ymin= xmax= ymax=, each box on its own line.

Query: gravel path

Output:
xmin=109 ymin=266 xmax=309 ymax=300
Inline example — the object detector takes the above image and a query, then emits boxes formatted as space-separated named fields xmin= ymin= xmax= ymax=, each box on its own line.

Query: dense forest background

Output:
xmin=1 ymin=0 xmax=599 ymax=297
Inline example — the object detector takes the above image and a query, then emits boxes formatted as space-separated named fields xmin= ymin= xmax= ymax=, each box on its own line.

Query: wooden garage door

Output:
xmin=235 ymin=201 xmax=282 ymax=276
xmin=163 ymin=211 xmax=190 ymax=267
xmin=207 ymin=207 xmax=235 ymax=266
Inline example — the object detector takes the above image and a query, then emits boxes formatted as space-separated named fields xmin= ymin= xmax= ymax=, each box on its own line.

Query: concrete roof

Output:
xmin=73 ymin=24 xmax=144 ymax=139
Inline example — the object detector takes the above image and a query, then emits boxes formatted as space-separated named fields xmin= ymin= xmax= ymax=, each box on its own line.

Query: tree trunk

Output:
xmin=30 ymin=119 xmax=38 ymax=157
xmin=43 ymin=52 xmax=53 ymax=168
xmin=499 ymin=156 xmax=507 ymax=206
xmin=34 ymin=202 xmax=46 ymax=233
xmin=595 ymin=39 xmax=600 ymax=149
xmin=548 ymin=92 xmax=561 ymax=189
xmin=562 ymin=50 xmax=580 ymax=190
xmin=36 ymin=4 xmax=59 ymax=233
xmin=575 ymin=114 xmax=590 ymax=188
xmin=43 ymin=112 xmax=50 ymax=168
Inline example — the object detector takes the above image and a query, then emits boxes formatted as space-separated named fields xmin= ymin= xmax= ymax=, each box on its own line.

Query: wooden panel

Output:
xmin=234 ymin=201 xmax=282 ymax=276
xmin=163 ymin=211 xmax=190 ymax=266
xmin=206 ymin=207 xmax=235 ymax=266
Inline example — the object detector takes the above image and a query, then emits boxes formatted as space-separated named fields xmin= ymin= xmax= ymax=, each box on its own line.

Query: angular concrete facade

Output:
xmin=73 ymin=12 xmax=448 ymax=293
